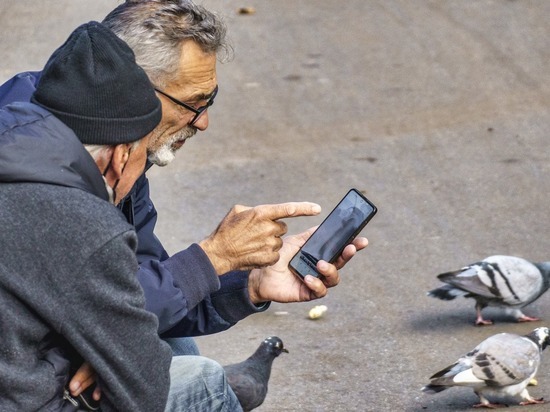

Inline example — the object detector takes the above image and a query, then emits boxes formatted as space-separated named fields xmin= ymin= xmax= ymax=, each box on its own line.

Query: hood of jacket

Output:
xmin=0 ymin=102 xmax=109 ymax=201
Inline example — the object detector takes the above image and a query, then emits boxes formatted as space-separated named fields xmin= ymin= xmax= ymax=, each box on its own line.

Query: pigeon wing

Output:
xmin=470 ymin=333 xmax=540 ymax=386
xmin=437 ymin=264 xmax=499 ymax=299
xmin=478 ymin=255 xmax=543 ymax=305
xmin=427 ymin=356 xmax=480 ymax=388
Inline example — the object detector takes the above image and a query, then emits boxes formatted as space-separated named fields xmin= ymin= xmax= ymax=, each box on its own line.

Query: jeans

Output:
xmin=165 ymin=356 xmax=243 ymax=412
xmin=164 ymin=337 xmax=201 ymax=356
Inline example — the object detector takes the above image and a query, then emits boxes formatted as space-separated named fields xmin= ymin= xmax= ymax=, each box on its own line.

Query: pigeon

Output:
xmin=223 ymin=336 xmax=288 ymax=411
xmin=422 ymin=327 xmax=550 ymax=408
xmin=428 ymin=255 xmax=550 ymax=326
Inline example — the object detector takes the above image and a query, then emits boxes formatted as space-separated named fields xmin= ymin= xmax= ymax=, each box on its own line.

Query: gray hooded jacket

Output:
xmin=0 ymin=102 xmax=172 ymax=411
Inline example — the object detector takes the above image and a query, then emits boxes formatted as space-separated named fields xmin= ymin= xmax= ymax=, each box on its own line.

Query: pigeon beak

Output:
xmin=282 ymin=348 xmax=289 ymax=353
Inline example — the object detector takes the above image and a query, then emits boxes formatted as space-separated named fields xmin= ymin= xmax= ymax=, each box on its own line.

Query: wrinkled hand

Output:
xmin=69 ymin=362 xmax=101 ymax=401
xmin=247 ymin=226 xmax=368 ymax=304
xmin=199 ymin=202 xmax=321 ymax=274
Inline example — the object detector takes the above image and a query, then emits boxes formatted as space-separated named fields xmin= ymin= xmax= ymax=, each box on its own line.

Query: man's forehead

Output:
xmin=167 ymin=41 xmax=217 ymax=99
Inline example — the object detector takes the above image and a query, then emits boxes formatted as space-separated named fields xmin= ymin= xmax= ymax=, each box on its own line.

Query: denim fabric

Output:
xmin=165 ymin=356 xmax=242 ymax=412
xmin=164 ymin=337 xmax=201 ymax=356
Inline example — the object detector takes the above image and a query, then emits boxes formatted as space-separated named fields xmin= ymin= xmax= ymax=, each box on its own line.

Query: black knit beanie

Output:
xmin=31 ymin=21 xmax=161 ymax=145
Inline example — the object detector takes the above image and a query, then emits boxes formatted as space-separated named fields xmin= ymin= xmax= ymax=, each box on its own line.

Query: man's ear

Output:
xmin=110 ymin=143 xmax=132 ymax=178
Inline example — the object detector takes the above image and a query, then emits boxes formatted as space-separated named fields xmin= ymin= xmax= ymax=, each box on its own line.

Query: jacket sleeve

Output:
xmin=131 ymin=173 xmax=269 ymax=336
xmin=160 ymin=270 xmax=271 ymax=338
xmin=56 ymin=231 xmax=172 ymax=412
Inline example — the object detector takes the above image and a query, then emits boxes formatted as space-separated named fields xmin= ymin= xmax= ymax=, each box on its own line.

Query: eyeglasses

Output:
xmin=154 ymin=85 xmax=218 ymax=126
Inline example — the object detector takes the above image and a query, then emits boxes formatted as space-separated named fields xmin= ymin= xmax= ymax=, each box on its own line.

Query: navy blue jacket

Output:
xmin=0 ymin=72 xmax=268 ymax=337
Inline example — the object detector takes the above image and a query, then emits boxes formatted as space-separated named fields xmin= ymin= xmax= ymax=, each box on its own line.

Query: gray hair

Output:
xmin=85 ymin=140 xmax=141 ymax=163
xmin=102 ymin=0 xmax=230 ymax=88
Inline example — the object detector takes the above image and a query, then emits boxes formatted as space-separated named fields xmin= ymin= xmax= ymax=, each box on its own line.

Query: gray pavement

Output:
xmin=1 ymin=1 xmax=550 ymax=411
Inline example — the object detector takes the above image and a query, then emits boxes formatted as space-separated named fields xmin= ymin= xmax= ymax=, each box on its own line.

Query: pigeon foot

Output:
xmin=519 ymin=397 xmax=544 ymax=406
xmin=475 ymin=318 xmax=494 ymax=326
xmin=517 ymin=315 xmax=540 ymax=323
xmin=475 ymin=306 xmax=493 ymax=326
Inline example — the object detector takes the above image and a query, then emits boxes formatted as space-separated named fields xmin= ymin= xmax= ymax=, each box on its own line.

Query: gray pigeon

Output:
xmin=422 ymin=327 xmax=550 ymax=408
xmin=428 ymin=255 xmax=550 ymax=326
xmin=224 ymin=336 xmax=288 ymax=412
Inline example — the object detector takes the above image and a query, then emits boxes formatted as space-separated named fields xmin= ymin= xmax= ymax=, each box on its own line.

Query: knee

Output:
xmin=197 ymin=356 xmax=226 ymax=387
xmin=167 ymin=356 xmax=239 ymax=411
xmin=170 ymin=355 xmax=225 ymax=386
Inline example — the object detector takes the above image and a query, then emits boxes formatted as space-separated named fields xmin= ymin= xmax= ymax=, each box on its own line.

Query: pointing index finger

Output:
xmin=254 ymin=202 xmax=321 ymax=220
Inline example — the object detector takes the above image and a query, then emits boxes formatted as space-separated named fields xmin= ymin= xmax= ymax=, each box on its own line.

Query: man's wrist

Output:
xmin=247 ymin=268 xmax=263 ymax=304
xmin=198 ymin=238 xmax=231 ymax=275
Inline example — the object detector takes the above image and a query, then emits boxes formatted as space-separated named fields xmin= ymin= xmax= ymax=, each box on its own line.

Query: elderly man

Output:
xmin=0 ymin=21 xmax=242 ymax=411
xmin=103 ymin=0 xmax=367 ymax=333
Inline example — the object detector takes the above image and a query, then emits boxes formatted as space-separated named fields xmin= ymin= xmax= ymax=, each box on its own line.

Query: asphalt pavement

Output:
xmin=1 ymin=1 xmax=549 ymax=411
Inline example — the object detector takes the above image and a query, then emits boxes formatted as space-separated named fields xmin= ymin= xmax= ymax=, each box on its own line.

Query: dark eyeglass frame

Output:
xmin=154 ymin=85 xmax=218 ymax=125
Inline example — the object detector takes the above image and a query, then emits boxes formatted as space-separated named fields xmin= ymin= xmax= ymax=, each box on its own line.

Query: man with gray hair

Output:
xmin=100 ymin=0 xmax=367 ymax=346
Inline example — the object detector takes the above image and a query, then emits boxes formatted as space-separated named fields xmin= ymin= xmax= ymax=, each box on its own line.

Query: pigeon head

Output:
xmin=525 ymin=327 xmax=550 ymax=351
xmin=262 ymin=336 xmax=289 ymax=357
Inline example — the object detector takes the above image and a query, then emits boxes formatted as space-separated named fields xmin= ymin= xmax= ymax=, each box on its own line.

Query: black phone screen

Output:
xmin=289 ymin=189 xmax=377 ymax=279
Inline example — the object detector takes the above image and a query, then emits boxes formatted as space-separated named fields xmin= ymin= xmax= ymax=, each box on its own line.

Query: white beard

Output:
xmin=148 ymin=126 xmax=197 ymax=166
xmin=148 ymin=142 xmax=177 ymax=166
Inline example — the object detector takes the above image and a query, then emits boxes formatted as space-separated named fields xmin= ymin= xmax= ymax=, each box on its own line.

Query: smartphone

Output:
xmin=289 ymin=188 xmax=377 ymax=280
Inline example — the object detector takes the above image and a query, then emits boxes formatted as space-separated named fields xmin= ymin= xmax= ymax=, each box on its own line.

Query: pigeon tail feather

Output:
xmin=427 ymin=284 xmax=466 ymax=301
xmin=422 ymin=384 xmax=449 ymax=394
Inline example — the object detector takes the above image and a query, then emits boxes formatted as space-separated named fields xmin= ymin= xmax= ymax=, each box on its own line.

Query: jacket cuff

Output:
xmin=210 ymin=270 xmax=271 ymax=324
xmin=163 ymin=243 xmax=220 ymax=310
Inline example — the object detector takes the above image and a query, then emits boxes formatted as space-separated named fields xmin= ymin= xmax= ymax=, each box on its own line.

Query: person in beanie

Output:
xmin=0 ymin=21 xmax=241 ymax=412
